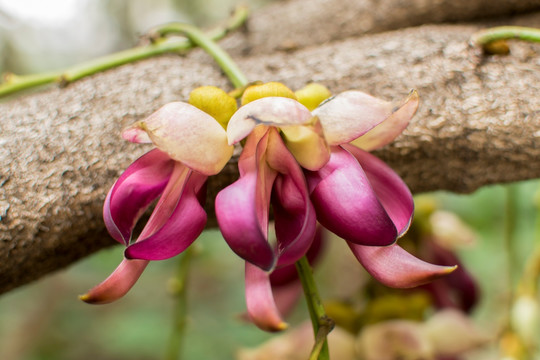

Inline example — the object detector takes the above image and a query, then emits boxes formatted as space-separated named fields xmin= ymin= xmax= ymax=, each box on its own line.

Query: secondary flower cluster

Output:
xmin=81 ymin=82 xmax=456 ymax=331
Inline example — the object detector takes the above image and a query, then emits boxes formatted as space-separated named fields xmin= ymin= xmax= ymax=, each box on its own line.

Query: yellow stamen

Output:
xmin=241 ymin=82 xmax=297 ymax=105
xmin=189 ymin=86 xmax=237 ymax=129
xmin=295 ymin=83 xmax=332 ymax=111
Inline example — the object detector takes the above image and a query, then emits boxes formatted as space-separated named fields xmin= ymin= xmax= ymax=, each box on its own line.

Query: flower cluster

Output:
xmin=81 ymin=82 xmax=456 ymax=331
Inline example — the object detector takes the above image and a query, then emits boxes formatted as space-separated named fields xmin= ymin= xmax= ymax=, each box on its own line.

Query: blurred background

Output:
xmin=0 ymin=1 xmax=539 ymax=359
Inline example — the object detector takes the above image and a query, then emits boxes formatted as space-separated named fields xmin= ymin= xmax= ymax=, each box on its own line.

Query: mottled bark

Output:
xmin=225 ymin=0 xmax=540 ymax=55
xmin=0 ymin=2 xmax=539 ymax=294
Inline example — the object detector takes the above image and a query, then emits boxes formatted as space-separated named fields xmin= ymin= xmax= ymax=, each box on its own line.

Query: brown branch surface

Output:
xmin=1 ymin=9 xmax=539 ymax=295
xmin=225 ymin=0 xmax=540 ymax=55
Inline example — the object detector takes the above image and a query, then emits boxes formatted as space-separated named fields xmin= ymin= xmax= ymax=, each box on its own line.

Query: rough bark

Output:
xmin=224 ymin=0 xmax=540 ymax=55
xmin=0 ymin=5 xmax=539 ymax=295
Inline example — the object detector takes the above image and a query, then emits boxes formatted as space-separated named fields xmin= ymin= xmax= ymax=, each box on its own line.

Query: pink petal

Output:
xmin=122 ymin=127 xmax=152 ymax=143
xmin=312 ymin=91 xmax=394 ymax=145
xmin=245 ymin=262 xmax=288 ymax=332
xmin=123 ymin=102 xmax=233 ymax=175
xmin=344 ymin=144 xmax=414 ymax=236
xmin=348 ymin=243 xmax=457 ymax=288
xmin=227 ymin=97 xmax=313 ymax=144
xmin=216 ymin=130 xmax=277 ymax=271
xmin=124 ymin=168 xmax=208 ymax=260
xmin=351 ymin=90 xmax=419 ymax=151
xmin=266 ymin=129 xmax=317 ymax=267
xmin=80 ymin=259 xmax=149 ymax=304
xmin=306 ymin=146 xmax=397 ymax=246
xmin=104 ymin=149 xmax=174 ymax=245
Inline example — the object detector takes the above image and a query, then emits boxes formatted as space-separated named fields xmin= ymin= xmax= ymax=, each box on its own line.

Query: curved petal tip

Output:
xmin=351 ymin=89 xmax=419 ymax=151
xmin=349 ymin=243 xmax=457 ymax=288
xmin=79 ymin=259 xmax=149 ymax=305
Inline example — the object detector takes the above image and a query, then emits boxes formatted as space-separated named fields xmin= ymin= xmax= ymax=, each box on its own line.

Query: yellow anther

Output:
xmin=241 ymin=82 xmax=297 ymax=106
xmin=295 ymin=83 xmax=332 ymax=111
xmin=189 ymin=86 xmax=238 ymax=129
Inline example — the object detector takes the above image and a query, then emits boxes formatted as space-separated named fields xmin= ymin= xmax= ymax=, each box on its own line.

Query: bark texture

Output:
xmin=225 ymin=0 xmax=540 ymax=55
xmin=0 ymin=1 xmax=539 ymax=294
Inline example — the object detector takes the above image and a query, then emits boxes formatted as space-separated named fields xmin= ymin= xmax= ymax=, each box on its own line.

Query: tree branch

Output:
xmin=224 ymin=0 xmax=540 ymax=55
xmin=0 ymin=6 xmax=539 ymax=295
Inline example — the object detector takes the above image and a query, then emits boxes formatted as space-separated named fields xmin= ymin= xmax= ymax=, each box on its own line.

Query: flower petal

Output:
xmin=245 ymin=262 xmax=288 ymax=332
xmin=122 ymin=127 xmax=151 ymax=144
xmin=348 ymin=243 xmax=457 ymax=288
xmin=227 ymin=97 xmax=313 ymax=145
xmin=216 ymin=130 xmax=277 ymax=270
xmin=306 ymin=146 xmax=397 ymax=246
xmin=104 ymin=149 xmax=174 ymax=245
xmin=344 ymin=144 xmax=414 ymax=236
xmin=124 ymin=168 xmax=208 ymax=260
xmin=280 ymin=118 xmax=330 ymax=171
xmin=266 ymin=130 xmax=317 ymax=267
xmin=79 ymin=259 xmax=149 ymax=304
xmin=351 ymin=90 xmax=419 ymax=151
xmin=123 ymin=102 xmax=233 ymax=175
xmin=312 ymin=90 xmax=395 ymax=145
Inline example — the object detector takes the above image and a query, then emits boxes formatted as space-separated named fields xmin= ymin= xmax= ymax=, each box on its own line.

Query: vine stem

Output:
xmin=296 ymin=256 xmax=334 ymax=360
xmin=471 ymin=26 xmax=540 ymax=52
xmin=504 ymin=184 xmax=518 ymax=298
xmin=164 ymin=246 xmax=195 ymax=360
xmin=0 ymin=6 xmax=249 ymax=98
xmin=154 ymin=23 xmax=248 ymax=89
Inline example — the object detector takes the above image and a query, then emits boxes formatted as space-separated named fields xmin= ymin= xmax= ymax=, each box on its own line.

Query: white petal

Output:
xmin=351 ymin=90 xmax=419 ymax=151
xmin=126 ymin=102 xmax=233 ymax=175
xmin=313 ymin=91 xmax=394 ymax=145
xmin=227 ymin=97 xmax=313 ymax=144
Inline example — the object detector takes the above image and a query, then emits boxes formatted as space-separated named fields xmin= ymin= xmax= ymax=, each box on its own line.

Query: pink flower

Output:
xmin=81 ymin=101 xmax=233 ymax=304
xmin=216 ymin=85 xmax=456 ymax=330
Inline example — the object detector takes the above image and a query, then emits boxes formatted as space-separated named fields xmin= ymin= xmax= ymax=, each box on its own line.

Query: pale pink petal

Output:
xmin=312 ymin=91 xmax=394 ymax=145
xmin=104 ymin=149 xmax=174 ymax=245
xmin=245 ymin=262 xmax=288 ymax=332
xmin=351 ymin=90 xmax=419 ymax=151
xmin=227 ymin=97 xmax=313 ymax=145
xmin=80 ymin=259 xmax=149 ymax=304
xmin=306 ymin=146 xmax=397 ymax=246
xmin=344 ymin=144 xmax=414 ymax=236
xmin=348 ymin=243 xmax=457 ymax=288
xmin=122 ymin=127 xmax=151 ymax=143
xmin=123 ymin=102 xmax=233 ymax=175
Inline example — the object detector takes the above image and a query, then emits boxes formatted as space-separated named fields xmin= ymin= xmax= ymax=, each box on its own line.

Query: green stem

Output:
xmin=164 ymin=246 xmax=195 ymax=360
xmin=505 ymin=185 xmax=518 ymax=306
xmin=296 ymin=256 xmax=334 ymax=360
xmin=471 ymin=26 xmax=540 ymax=46
xmin=155 ymin=23 xmax=248 ymax=89
xmin=0 ymin=6 xmax=249 ymax=98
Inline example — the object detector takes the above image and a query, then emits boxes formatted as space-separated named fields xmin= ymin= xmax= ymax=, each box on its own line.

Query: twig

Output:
xmin=471 ymin=26 xmax=540 ymax=53
xmin=296 ymin=256 xmax=333 ymax=360
xmin=0 ymin=6 xmax=249 ymax=98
